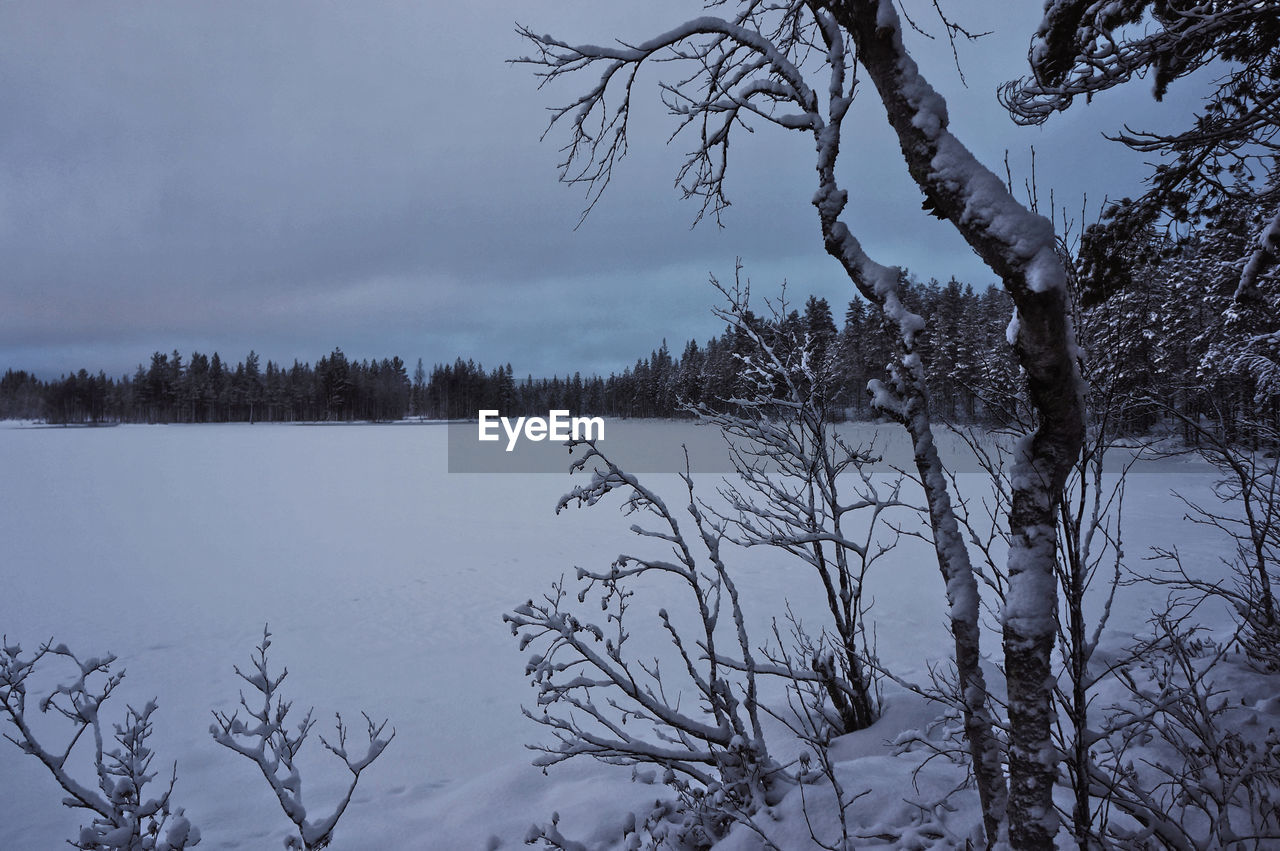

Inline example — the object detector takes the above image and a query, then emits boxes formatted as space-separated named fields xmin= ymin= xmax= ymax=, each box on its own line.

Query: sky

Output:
xmin=1 ymin=1 xmax=1204 ymax=381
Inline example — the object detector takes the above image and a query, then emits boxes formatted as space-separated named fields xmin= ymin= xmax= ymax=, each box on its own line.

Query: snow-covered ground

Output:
xmin=0 ymin=421 xmax=1248 ymax=849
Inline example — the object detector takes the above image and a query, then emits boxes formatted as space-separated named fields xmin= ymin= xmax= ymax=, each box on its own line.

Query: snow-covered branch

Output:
xmin=513 ymin=2 xmax=835 ymax=225
xmin=691 ymin=272 xmax=911 ymax=734
xmin=1004 ymin=1 xmax=1275 ymax=123
xmin=1003 ymin=0 xmax=1280 ymax=298
xmin=0 ymin=640 xmax=200 ymax=851
xmin=506 ymin=441 xmax=781 ymax=846
xmin=209 ymin=626 xmax=393 ymax=851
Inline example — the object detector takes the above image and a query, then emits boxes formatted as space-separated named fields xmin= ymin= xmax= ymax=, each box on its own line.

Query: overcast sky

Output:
xmin=1 ymin=1 xmax=1202 ymax=380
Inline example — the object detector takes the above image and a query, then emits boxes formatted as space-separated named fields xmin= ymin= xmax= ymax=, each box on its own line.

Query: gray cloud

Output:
xmin=0 ymin=1 xmax=1194 ymax=381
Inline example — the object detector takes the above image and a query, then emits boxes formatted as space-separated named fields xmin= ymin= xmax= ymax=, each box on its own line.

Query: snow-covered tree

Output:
xmin=1002 ymin=0 xmax=1280 ymax=303
xmin=517 ymin=3 xmax=1084 ymax=844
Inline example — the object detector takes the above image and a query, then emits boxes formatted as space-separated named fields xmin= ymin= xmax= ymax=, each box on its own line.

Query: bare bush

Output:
xmin=1088 ymin=612 xmax=1280 ymax=850
xmin=508 ymin=272 xmax=931 ymax=846
xmin=1151 ymin=414 xmax=1280 ymax=671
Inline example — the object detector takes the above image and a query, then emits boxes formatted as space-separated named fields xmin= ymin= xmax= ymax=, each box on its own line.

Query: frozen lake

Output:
xmin=0 ymin=422 xmax=1225 ymax=848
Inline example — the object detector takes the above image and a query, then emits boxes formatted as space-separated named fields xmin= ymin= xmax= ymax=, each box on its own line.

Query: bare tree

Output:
xmin=516 ymin=2 xmax=1085 ymax=845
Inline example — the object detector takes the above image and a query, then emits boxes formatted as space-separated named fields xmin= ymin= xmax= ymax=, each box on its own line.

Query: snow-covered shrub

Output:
xmin=2 ymin=627 xmax=393 ymax=851
xmin=1091 ymin=615 xmax=1280 ymax=849
xmin=0 ymin=639 xmax=200 ymax=851
xmin=210 ymin=625 xmax=394 ymax=851
xmin=505 ymin=443 xmax=786 ymax=848
xmin=692 ymin=273 xmax=904 ymax=737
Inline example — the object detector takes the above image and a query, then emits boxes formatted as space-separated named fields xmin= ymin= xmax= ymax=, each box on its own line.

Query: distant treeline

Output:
xmin=430 ymin=279 xmax=1020 ymax=422
xmin=0 ymin=278 xmax=1023 ymax=425
xmin=0 ymin=349 xmax=413 ymax=424
xmin=5 ymin=225 xmax=1276 ymax=432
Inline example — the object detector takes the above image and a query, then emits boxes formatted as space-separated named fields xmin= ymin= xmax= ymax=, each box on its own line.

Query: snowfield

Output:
xmin=0 ymin=421 xmax=1254 ymax=849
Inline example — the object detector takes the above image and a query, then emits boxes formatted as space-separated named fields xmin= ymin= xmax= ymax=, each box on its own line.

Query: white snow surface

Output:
xmin=0 ymin=422 xmax=1244 ymax=849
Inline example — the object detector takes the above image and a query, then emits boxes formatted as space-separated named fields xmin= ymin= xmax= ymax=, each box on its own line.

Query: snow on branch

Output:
xmin=1003 ymin=0 xmax=1280 ymax=292
xmin=507 ymin=441 xmax=788 ymax=845
xmin=209 ymin=625 xmax=393 ymax=851
xmin=1239 ymin=206 xmax=1280 ymax=301
xmin=1003 ymin=0 xmax=1275 ymax=122
xmin=0 ymin=639 xmax=200 ymax=850
xmin=513 ymin=2 xmax=838 ymax=225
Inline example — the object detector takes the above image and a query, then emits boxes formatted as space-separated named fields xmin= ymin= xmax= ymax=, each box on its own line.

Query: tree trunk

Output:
xmin=813 ymin=135 xmax=1010 ymax=848
xmin=827 ymin=2 xmax=1087 ymax=846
